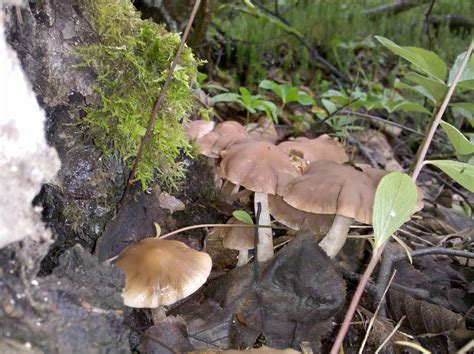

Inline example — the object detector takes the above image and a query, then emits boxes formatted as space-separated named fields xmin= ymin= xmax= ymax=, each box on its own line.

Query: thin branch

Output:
xmin=375 ymin=316 xmax=406 ymax=353
xmin=338 ymin=110 xmax=425 ymax=136
xmin=159 ymin=223 xmax=287 ymax=240
xmin=363 ymin=0 xmax=431 ymax=18
xmin=119 ymin=0 xmax=202 ymax=207
xmin=359 ymin=270 xmax=397 ymax=353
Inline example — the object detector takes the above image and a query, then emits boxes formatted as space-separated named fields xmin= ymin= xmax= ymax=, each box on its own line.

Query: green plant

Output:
xmin=77 ymin=0 xmax=200 ymax=190
xmin=259 ymin=79 xmax=314 ymax=108
xmin=212 ymin=87 xmax=278 ymax=122
xmin=330 ymin=38 xmax=474 ymax=353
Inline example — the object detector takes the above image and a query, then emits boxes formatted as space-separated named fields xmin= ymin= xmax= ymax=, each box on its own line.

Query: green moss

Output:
xmin=77 ymin=0 xmax=200 ymax=190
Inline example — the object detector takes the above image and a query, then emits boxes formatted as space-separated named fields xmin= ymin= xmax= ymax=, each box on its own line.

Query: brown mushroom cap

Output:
xmin=278 ymin=135 xmax=349 ymax=164
xmin=218 ymin=217 xmax=255 ymax=251
xmin=115 ymin=238 xmax=212 ymax=308
xmin=196 ymin=121 xmax=250 ymax=158
xmin=184 ymin=120 xmax=215 ymax=141
xmin=218 ymin=140 xmax=300 ymax=195
xmin=283 ymin=160 xmax=377 ymax=224
xmin=268 ymin=195 xmax=334 ymax=237
xmin=246 ymin=118 xmax=279 ymax=144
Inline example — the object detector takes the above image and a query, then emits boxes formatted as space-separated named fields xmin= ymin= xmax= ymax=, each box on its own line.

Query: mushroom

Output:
xmin=115 ymin=238 xmax=212 ymax=322
xmin=217 ymin=217 xmax=255 ymax=267
xmin=218 ymin=140 xmax=300 ymax=262
xmin=195 ymin=121 xmax=250 ymax=158
xmin=283 ymin=160 xmax=377 ymax=258
xmin=184 ymin=120 xmax=215 ymax=141
xmin=268 ymin=194 xmax=334 ymax=238
xmin=278 ymin=135 xmax=349 ymax=166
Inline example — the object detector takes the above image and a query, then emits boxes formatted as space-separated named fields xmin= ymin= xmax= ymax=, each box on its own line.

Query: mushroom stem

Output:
xmin=236 ymin=249 xmax=249 ymax=267
xmin=254 ymin=192 xmax=274 ymax=262
xmin=318 ymin=215 xmax=354 ymax=258
xmin=151 ymin=305 xmax=166 ymax=324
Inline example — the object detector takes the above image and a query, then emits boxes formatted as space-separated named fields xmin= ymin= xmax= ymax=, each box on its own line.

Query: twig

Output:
xmin=411 ymin=39 xmax=474 ymax=181
xmin=392 ymin=246 xmax=474 ymax=262
xmin=119 ymin=0 xmax=202 ymax=207
xmin=424 ymin=168 xmax=474 ymax=211
xmin=346 ymin=135 xmax=380 ymax=168
xmin=363 ymin=0 xmax=431 ymax=18
xmin=338 ymin=110 xmax=425 ymax=136
xmin=375 ymin=316 xmax=406 ymax=353
xmin=359 ymin=270 xmax=397 ymax=353
xmin=424 ymin=0 xmax=436 ymax=50
xmin=158 ymin=223 xmax=287 ymax=239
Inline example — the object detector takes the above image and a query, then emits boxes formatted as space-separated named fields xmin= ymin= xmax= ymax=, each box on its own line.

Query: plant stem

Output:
xmin=410 ymin=39 xmax=474 ymax=181
xmin=330 ymin=244 xmax=385 ymax=354
xmin=119 ymin=0 xmax=202 ymax=208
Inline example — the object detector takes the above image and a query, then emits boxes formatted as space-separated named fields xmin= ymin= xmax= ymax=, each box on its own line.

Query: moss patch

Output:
xmin=78 ymin=0 xmax=200 ymax=189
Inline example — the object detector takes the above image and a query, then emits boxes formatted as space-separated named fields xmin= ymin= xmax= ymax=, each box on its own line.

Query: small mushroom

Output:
xmin=115 ymin=238 xmax=212 ymax=321
xmin=195 ymin=121 xmax=250 ymax=158
xmin=184 ymin=120 xmax=215 ymax=141
xmin=283 ymin=160 xmax=377 ymax=258
xmin=218 ymin=140 xmax=300 ymax=262
xmin=278 ymin=135 xmax=349 ymax=166
xmin=217 ymin=217 xmax=255 ymax=267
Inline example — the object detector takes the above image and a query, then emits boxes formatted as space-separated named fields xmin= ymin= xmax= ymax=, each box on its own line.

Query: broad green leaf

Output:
xmin=297 ymin=91 xmax=315 ymax=106
xmin=322 ymin=89 xmax=350 ymax=104
xmin=394 ymin=79 xmax=436 ymax=104
xmin=388 ymin=101 xmax=431 ymax=114
xmin=321 ymin=98 xmax=337 ymax=114
xmin=285 ymin=87 xmax=300 ymax=103
xmin=375 ymin=36 xmax=447 ymax=81
xmin=211 ymin=93 xmax=242 ymax=104
xmin=450 ymin=102 xmax=474 ymax=113
xmin=440 ymin=121 xmax=474 ymax=155
xmin=404 ymin=72 xmax=447 ymax=104
xmin=448 ymin=51 xmax=474 ymax=85
xmin=259 ymin=80 xmax=278 ymax=91
xmin=425 ymin=160 xmax=474 ymax=192
xmin=373 ymin=172 xmax=418 ymax=249
xmin=451 ymin=102 xmax=474 ymax=127
xmin=232 ymin=210 xmax=254 ymax=225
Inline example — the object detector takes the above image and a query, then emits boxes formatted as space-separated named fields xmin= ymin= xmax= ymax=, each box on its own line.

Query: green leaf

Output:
xmin=393 ymin=79 xmax=436 ymax=103
xmin=404 ymin=72 xmax=448 ymax=104
xmin=375 ymin=36 xmax=447 ymax=81
xmin=439 ymin=121 xmax=474 ymax=155
xmin=373 ymin=172 xmax=418 ymax=249
xmin=388 ymin=101 xmax=431 ymax=114
xmin=232 ymin=210 xmax=254 ymax=225
xmin=425 ymin=160 xmax=474 ymax=192
xmin=451 ymin=102 xmax=474 ymax=127
xmin=321 ymin=98 xmax=337 ymax=114
xmin=285 ymin=87 xmax=300 ymax=103
xmin=211 ymin=93 xmax=242 ymax=104
xmin=297 ymin=91 xmax=315 ymax=106
xmin=448 ymin=51 xmax=474 ymax=85
xmin=259 ymin=80 xmax=278 ymax=91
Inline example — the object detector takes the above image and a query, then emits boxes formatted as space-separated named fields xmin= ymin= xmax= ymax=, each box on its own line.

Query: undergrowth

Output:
xmin=77 ymin=0 xmax=200 ymax=190
xmin=215 ymin=0 xmax=472 ymax=85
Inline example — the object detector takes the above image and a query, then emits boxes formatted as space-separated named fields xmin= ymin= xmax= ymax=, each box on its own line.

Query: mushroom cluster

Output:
xmin=186 ymin=119 xmax=422 ymax=262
